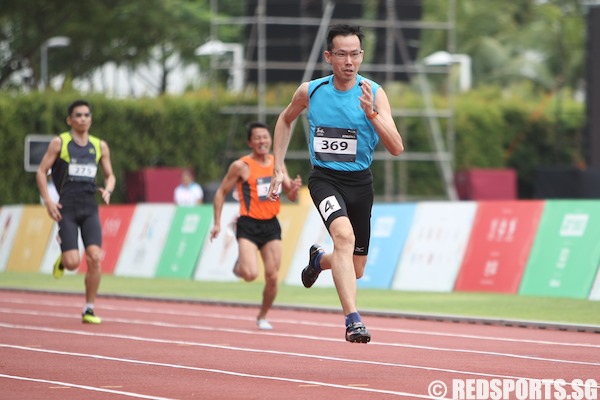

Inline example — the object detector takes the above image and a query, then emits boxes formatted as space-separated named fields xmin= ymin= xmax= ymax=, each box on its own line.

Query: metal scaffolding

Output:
xmin=206 ymin=0 xmax=458 ymax=200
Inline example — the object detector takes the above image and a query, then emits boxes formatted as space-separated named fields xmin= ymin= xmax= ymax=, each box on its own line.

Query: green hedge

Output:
xmin=0 ymin=86 xmax=585 ymax=205
xmin=0 ymin=91 xmax=234 ymax=204
xmin=387 ymin=85 xmax=585 ymax=198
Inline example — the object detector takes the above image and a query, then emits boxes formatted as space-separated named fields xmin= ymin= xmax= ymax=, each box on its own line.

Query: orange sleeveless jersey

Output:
xmin=236 ymin=155 xmax=280 ymax=220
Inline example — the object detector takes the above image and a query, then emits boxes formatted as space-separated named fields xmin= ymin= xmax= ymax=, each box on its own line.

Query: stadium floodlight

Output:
xmin=423 ymin=51 xmax=472 ymax=92
xmin=195 ymin=40 xmax=244 ymax=93
xmin=40 ymin=36 xmax=71 ymax=90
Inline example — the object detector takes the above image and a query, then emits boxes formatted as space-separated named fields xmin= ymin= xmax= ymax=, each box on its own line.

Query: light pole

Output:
xmin=423 ymin=51 xmax=472 ymax=93
xmin=40 ymin=36 xmax=71 ymax=90
xmin=195 ymin=40 xmax=244 ymax=93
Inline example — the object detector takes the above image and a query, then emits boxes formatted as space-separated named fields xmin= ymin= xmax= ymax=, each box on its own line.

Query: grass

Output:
xmin=2 ymin=271 xmax=600 ymax=327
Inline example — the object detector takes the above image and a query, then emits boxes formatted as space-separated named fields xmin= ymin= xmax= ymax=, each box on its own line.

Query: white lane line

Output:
xmin=1 ymin=309 xmax=600 ymax=368
xmin=2 ymin=297 xmax=599 ymax=349
xmin=0 ymin=345 xmax=439 ymax=399
xmin=0 ymin=373 xmax=176 ymax=400
xmin=2 ymin=324 xmax=599 ymax=388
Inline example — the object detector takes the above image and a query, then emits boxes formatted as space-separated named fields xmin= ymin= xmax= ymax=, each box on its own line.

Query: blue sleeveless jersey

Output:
xmin=307 ymin=74 xmax=380 ymax=171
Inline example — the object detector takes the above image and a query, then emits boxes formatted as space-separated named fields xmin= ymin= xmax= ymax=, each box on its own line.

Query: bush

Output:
xmin=0 ymin=85 xmax=585 ymax=205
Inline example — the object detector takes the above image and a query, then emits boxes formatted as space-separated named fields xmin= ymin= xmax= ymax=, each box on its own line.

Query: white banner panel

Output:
xmin=194 ymin=203 xmax=241 ymax=282
xmin=285 ymin=207 xmax=335 ymax=288
xmin=0 ymin=206 xmax=23 ymax=272
xmin=114 ymin=204 xmax=176 ymax=277
xmin=391 ymin=201 xmax=478 ymax=292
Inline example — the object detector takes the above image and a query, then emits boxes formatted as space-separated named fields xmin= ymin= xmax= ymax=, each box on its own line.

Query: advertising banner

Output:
xmin=155 ymin=205 xmax=213 ymax=278
xmin=194 ymin=203 xmax=241 ymax=282
xmin=391 ymin=201 xmax=477 ymax=292
xmin=285 ymin=207 xmax=335 ymax=288
xmin=251 ymin=202 xmax=312 ymax=283
xmin=358 ymin=203 xmax=416 ymax=289
xmin=454 ymin=201 xmax=545 ymax=293
xmin=0 ymin=206 xmax=23 ymax=272
xmin=519 ymin=200 xmax=600 ymax=299
xmin=114 ymin=204 xmax=176 ymax=278
xmin=39 ymin=223 xmax=83 ymax=276
xmin=6 ymin=206 xmax=54 ymax=272
xmin=78 ymin=205 xmax=136 ymax=274
xmin=588 ymin=269 xmax=600 ymax=300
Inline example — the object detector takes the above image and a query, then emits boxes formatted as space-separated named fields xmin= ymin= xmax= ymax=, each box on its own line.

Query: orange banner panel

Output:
xmin=6 ymin=206 xmax=54 ymax=272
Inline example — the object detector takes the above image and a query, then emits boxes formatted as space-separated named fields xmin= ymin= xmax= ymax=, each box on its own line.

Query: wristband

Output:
xmin=367 ymin=110 xmax=378 ymax=120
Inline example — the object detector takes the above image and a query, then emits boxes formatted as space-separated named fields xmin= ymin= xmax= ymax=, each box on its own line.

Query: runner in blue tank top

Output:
xmin=267 ymin=24 xmax=404 ymax=343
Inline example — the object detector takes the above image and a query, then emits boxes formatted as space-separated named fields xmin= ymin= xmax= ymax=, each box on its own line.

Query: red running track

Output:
xmin=1 ymin=290 xmax=599 ymax=400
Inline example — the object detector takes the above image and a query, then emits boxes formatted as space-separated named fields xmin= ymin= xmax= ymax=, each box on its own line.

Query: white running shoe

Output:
xmin=257 ymin=319 xmax=273 ymax=330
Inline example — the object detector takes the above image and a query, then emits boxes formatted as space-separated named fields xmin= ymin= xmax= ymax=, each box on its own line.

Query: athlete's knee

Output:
xmin=330 ymin=226 xmax=355 ymax=248
xmin=85 ymin=246 xmax=102 ymax=271
xmin=239 ymin=265 xmax=258 ymax=282
xmin=243 ymin=273 xmax=258 ymax=282
xmin=62 ymin=251 xmax=81 ymax=270
xmin=264 ymin=268 xmax=279 ymax=286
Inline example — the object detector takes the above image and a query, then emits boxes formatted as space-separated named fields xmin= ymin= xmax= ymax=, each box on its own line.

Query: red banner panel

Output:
xmin=79 ymin=205 xmax=136 ymax=274
xmin=454 ymin=201 xmax=544 ymax=293
xmin=126 ymin=167 xmax=183 ymax=203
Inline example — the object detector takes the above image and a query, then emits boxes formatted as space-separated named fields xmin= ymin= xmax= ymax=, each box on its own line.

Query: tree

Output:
xmin=0 ymin=0 xmax=214 ymax=95
xmin=420 ymin=0 xmax=586 ymax=93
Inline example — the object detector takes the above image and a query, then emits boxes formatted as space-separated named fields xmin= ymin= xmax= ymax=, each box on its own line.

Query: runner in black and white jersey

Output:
xmin=36 ymin=99 xmax=116 ymax=324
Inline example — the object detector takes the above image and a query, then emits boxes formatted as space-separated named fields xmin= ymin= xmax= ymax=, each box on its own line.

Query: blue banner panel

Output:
xmin=358 ymin=203 xmax=416 ymax=289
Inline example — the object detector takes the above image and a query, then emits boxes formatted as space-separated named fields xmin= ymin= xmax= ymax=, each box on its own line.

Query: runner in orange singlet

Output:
xmin=210 ymin=121 xmax=302 ymax=330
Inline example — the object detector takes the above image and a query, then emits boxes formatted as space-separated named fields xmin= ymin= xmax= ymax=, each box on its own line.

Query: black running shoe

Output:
xmin=301 ymin=244 xmax=324 ymax=288
xmin=345 ymin=322 xmax=371 ymax=343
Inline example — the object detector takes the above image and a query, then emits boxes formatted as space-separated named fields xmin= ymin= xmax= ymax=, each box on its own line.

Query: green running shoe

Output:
xmin=53 ymin=255 xmax=64 ymax=279
xmin=82 ymin=308 xmax=102 ymax=324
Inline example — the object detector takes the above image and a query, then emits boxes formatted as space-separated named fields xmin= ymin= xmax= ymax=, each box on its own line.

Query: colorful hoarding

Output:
xmin=391 ymin=201 xmax=477 ymax=292
xmin=454 ymin=201 xmax=544 ymax=293
xmin=285 ymin=207 xmax=335 ymax=288
xmin=0 ymin=206 xmax=23 ymax=272
xmin=519 ymin=201 xmax=600 ymax=299
xmin=78 ymin=205 xmax=136 ymax=274
xmin=113 ymin=204 xmax=176 ymax=278
xmin=194 ymin=203 xmax=241 ymax=282
xmin=5 ymin=206 xmax=54 ymax=272
xmin=358 ymin=203 xmax=416 ymax=289
xmin=155 ymin=205 xmax=213 ymax=278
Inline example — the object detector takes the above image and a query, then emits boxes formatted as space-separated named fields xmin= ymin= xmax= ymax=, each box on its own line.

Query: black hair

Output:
xmin=245 ymin=121 xmax=270 ymax=141
xmin=67 ymin=99 xmax=91 ymax=116
xmin=326 ymin=24 xmax=364 ymax=51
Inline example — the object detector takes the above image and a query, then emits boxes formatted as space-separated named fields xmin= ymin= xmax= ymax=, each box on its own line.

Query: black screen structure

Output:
xmin=585 ymin=6 xmax=600 ymax=166
xmin=24 ymin=134 xmax=53 ymax=172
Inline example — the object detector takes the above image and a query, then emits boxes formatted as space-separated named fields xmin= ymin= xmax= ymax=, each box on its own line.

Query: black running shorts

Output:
xmin=58 ymin=193 xmax=102 ymax=251
xmin=308 ymin=166 xmax=374 ymax=256
xmin=236 ymin=215 xmax=281 ymax=249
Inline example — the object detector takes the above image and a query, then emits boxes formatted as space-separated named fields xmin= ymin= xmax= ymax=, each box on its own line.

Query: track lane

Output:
xmin=1 ymin=291 xmax=599 ymax=400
